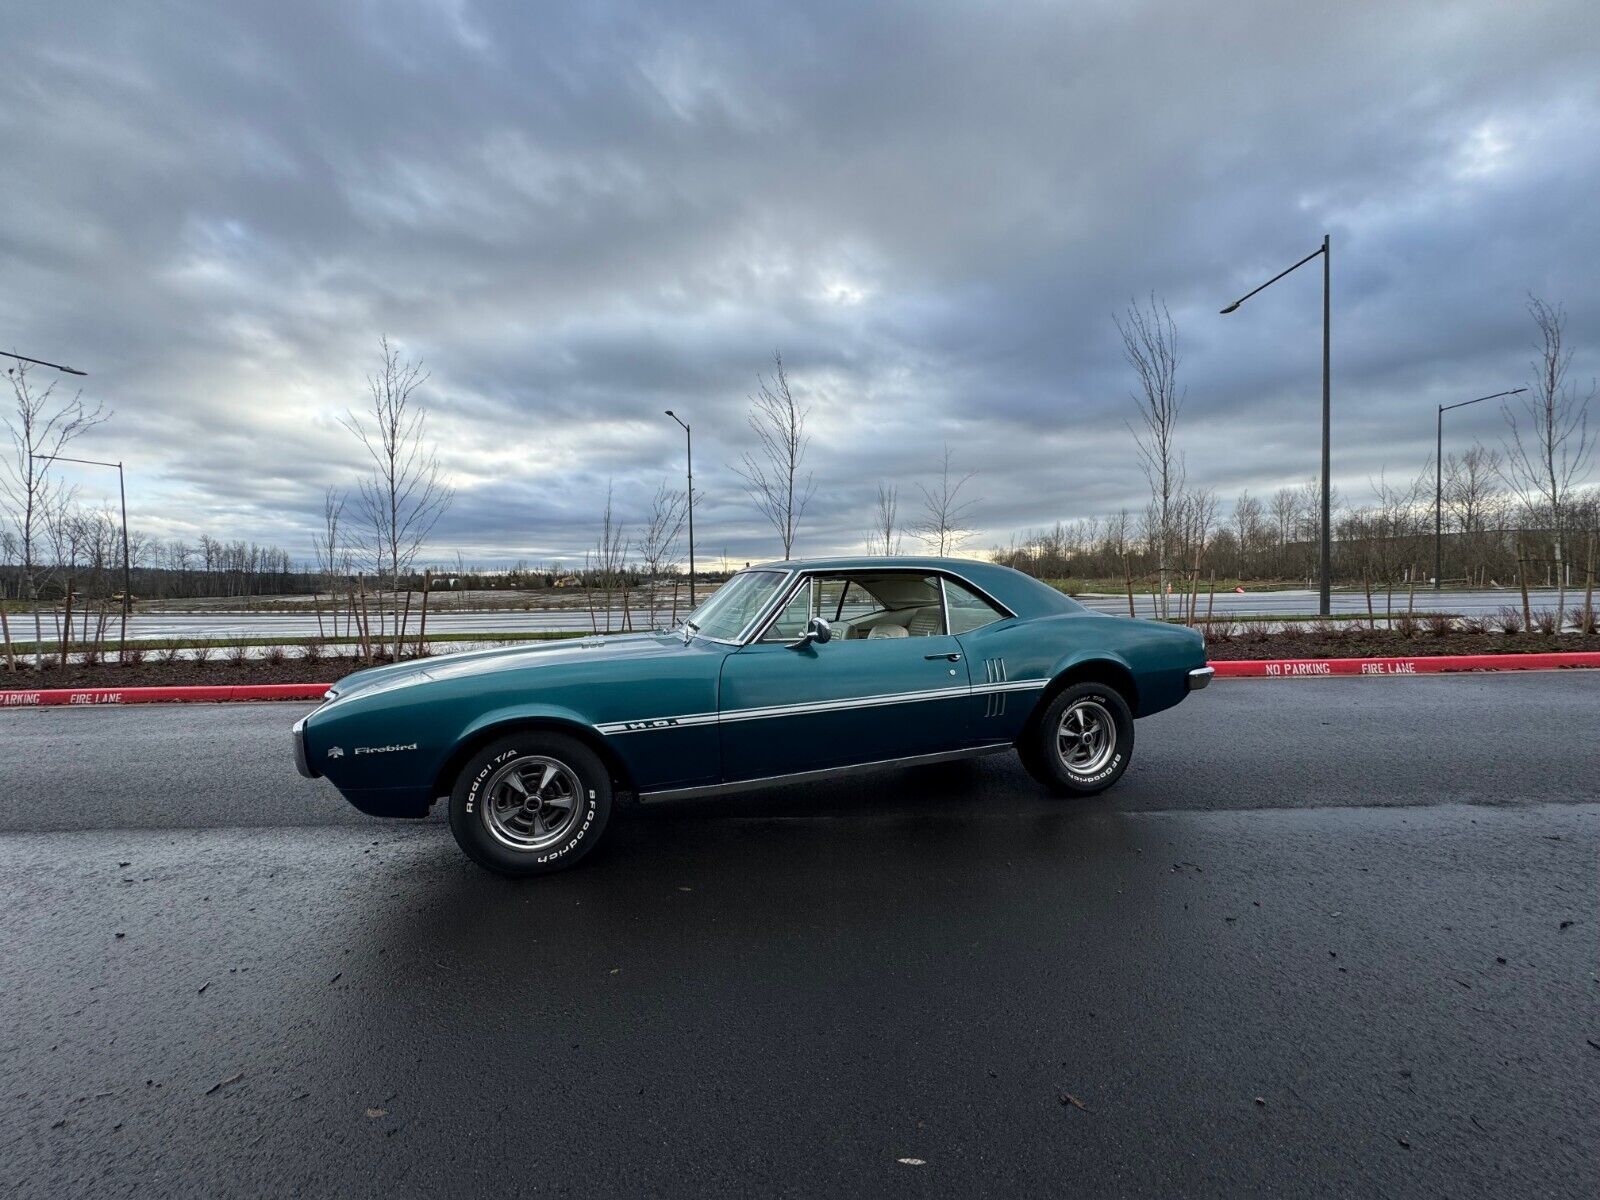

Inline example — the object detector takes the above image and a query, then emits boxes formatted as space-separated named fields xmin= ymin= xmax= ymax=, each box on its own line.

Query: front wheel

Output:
xmin=448 ymin=732 xmax=613 ymax=877
xmin=1020 ymin=682 xmax=1135 ymax=796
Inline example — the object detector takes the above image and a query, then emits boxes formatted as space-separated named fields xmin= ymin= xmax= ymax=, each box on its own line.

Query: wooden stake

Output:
xmin=1123 ymin=555 xmax=1135 ymax=619
xmin=1582 ymin=532 xmax=1595 ymax=635
xmin=416 ymin=569 xmax=432 ymax=656
xmin=397 ymin=588 xmax=412 ymax=660
xmin=1516 ymin=538 xmax=1532 ymax=630
xmin=0 ymin=602 xmax=14 ymax=673
xmin=353 ymin=579 xmax=372 ymax=662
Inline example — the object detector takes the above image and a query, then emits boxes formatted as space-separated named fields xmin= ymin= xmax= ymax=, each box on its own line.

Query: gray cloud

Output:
xmin=2 ymin=0 xmax=1596 ymax=565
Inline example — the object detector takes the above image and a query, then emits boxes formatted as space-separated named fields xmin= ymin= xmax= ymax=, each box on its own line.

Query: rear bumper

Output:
xmin=1187 ymin=666 xmax=1215 ymax=691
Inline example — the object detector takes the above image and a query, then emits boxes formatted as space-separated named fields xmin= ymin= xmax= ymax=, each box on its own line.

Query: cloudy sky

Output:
xmin=3 ymin=0 xmax=1596 ymax=567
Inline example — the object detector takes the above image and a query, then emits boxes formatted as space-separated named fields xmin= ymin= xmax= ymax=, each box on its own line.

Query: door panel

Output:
xmin=718 ymin=635 xmax=971 ymax=781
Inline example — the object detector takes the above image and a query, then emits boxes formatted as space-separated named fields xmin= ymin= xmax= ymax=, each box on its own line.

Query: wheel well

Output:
xmin=430 ymin=719 xmax=636 ymax=799
xmin=1022 ymin=660 xmax=1139 ymax=742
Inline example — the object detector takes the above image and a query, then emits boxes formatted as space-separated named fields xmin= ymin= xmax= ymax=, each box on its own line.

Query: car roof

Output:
xmin=743 ymin=555 xmax=1081 ymax=619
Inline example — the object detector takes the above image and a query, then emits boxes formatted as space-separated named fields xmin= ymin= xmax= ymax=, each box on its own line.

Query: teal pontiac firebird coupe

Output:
xmin=293 ymin=557 xmax=1212 ymax=876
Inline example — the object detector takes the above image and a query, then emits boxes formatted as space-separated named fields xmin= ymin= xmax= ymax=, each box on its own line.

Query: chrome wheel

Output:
xmin=481 ymin=755 xmax=583 ymax=851
xmin=1056 ymin=699 xmax=1116 ymax=778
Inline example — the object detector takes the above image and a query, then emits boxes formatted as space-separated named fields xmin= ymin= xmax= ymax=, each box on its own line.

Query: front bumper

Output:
xmin=292 ymin=716 xmax=318 ymax=779
xmin=1187 ymin=666 xmax=1215 ymax=691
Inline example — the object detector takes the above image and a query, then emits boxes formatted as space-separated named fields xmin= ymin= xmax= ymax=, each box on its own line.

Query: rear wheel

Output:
xmin=1020 ymin=682 xmax=1134 ymax=796
xmin=448 ymin=732 xmax=612 ymax=877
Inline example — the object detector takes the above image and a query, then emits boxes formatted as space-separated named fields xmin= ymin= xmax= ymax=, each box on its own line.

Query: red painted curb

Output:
xmin=1210 ymin=652 xmax=1600 ymax=678
xmin=0 ymin=683 xmax=333 ymax=707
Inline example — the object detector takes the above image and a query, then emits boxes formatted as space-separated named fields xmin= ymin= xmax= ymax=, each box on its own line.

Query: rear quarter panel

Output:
xmin=957 ymin=611 xmax=1206 ymax=742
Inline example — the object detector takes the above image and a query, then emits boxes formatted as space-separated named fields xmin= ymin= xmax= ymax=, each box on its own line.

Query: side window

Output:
xmin=943 ymin=578 xmax=1007 ymax=634
xmin=814 ymin=577 xmax=849 ymax=621
xmin=760 ymin=580 xmax=813 ymax=642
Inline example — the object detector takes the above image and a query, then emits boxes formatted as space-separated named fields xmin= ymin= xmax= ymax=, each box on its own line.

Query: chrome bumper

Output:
xmin=292 ymin=716 xmax=318 ymax=779
xmin=1188 ymin=666 xmax=1215 ymax=692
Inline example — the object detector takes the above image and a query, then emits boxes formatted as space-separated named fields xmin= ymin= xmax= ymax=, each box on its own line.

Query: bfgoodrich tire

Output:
xmin=448 ymin=732 xmax=612 ymax=877
xmin=1021 ymin=682 xmax=1135 ymax=797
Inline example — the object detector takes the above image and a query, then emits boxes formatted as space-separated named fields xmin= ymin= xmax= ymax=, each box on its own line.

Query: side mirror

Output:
xmin=788 ymin=616 xmax=832 ymax=650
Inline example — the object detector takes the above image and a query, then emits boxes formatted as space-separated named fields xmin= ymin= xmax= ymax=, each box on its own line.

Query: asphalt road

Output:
xmin=81 ymin=586 xmax=1572 ymax=641
xmin=1 ymin=675 xmax=1596 ymax=1197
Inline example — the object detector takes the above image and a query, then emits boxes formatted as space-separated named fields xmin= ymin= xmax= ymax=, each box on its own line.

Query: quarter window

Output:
xmin=942 ymin=578 xmax=1007 ymax=634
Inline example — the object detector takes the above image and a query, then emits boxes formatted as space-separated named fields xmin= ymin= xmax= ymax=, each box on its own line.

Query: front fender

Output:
xmin=456 ymin=700 xmax=601 ymax=747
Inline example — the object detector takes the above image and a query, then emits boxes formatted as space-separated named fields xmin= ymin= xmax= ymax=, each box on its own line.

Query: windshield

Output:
xmin=683 ymin=570 xmax=787 ymax=641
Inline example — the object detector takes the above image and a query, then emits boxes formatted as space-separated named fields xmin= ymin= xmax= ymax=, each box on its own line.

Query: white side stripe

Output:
xmin=598 ymin=678 xmax=1047 ymax=734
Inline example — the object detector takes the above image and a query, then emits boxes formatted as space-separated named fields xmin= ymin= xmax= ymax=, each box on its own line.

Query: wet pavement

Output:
xmin=1 ymin=674 xmax=1596 ymax=1197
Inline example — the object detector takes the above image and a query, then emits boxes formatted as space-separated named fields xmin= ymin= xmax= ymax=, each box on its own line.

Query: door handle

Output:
xmin=925 ymin=652 xmax=961 ymax=662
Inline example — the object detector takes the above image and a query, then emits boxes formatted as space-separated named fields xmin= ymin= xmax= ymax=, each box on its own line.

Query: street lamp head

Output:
xmin=1219 ymin=301 xmax=1241 ymax=315
xmin=664 ymin=409 xmax=674 ymax=416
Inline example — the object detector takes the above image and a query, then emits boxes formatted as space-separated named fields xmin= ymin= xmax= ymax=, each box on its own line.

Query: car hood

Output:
xmin=327 ymin=632 xmax=691 ymax=702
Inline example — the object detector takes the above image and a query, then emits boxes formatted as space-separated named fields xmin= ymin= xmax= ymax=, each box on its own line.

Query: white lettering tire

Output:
xmin=448 ymin=732 xmax=613 ymax=877
xmin=1021 ymin=682 xmax=1135 ymax=797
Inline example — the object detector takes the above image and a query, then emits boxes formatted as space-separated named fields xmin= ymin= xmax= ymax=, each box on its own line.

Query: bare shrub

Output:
xmin=120 ymin=645 xmax=146 ymax=666
xmin=189 ymin=641 xmax=214 ymax=663
xmin=1458 ymin=615 xmax=1490 ymax=635
xmin=1239 ymin=619 xmax=1272 ymax=643
xmin=299 ymin=639 xmax=324 ymax=663
xmin=1494 ymin=606 xmax=1524 ymax=636
xmin=80 ymin=644 xmax=102 ymax=666
xmin=1567 ymin=608 xmax=1599 ymax=635
xmin=262 ymin=644 xmax=287 ymax=666
xmin=1393 ymin=613 xmax=1420 ymax=639
xmin=1422 ymin=613 xmax=1455 ymax=637
xmin=1530 ymin=609 xmax=1558 ymax=636
xmin=1277 ymin=622 xmax=1304 ymax=642
xmin=225 ymin=643 xmax=250 ymax=666
xmin=1308 ymin=618 xmax=1341 ymax=639
xmin=159 ymin=643 xmax=185 ymax=665
xmin=1206 ymin=619 xmax=1236 ymax=642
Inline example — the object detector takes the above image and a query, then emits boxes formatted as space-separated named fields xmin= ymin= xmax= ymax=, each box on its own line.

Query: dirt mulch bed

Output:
xmin=1204 ymin=631 xmax=1600 ymax=660
xmin=0 ymin=655 xmax=371 ymax=690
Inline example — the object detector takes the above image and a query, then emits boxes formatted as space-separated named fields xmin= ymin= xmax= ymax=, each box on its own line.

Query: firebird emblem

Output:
xmin=327 ymin=746 xmax=345 ymax=759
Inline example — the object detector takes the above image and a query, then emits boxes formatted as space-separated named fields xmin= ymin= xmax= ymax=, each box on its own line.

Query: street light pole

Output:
xmin=34 ymin=454 xmax=131 ymax=650
xmin=1 ymin=350 xmax=86 ymax=376
xmin=664 ymin=411 xmax=696 ymax=607
xmin=1320 ymin=234 xmax=1331 ymax=618
xmin=1432 ymin=387 xmax=1525 ymax=590
xmin=1221 ymin=234 xmax=1334 ymax=615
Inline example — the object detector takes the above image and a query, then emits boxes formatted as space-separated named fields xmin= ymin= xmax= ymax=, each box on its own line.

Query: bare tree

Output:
xmin=866 ymin=484 xmax=902 ymax=555
xmin=312 ymin=486 xmax=348 ymax=636
xmin=1232 ymin=490 xmax=1264 ymax=579
xmin=1118 ymin=295 xmax=1184 ymax=616
xmin=1500 ymin=296 xmax=1594 ymax=621
xmin=914 ymin=445 xmax=979 ymax=555
xmin=1443 ymin=445 xmax=1504 ymax=586
xmin=636 ymin=479 xmax=686 ymax=628
xmin=733 ymin=353 xmax=814 ymax=559
xmin=341 ymin=337 xmax=454 ymax=656
xmin=587 ymin=484 xmax=629 ymax=633
xmin=0 ymin=362 xmax=109 ymax=666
